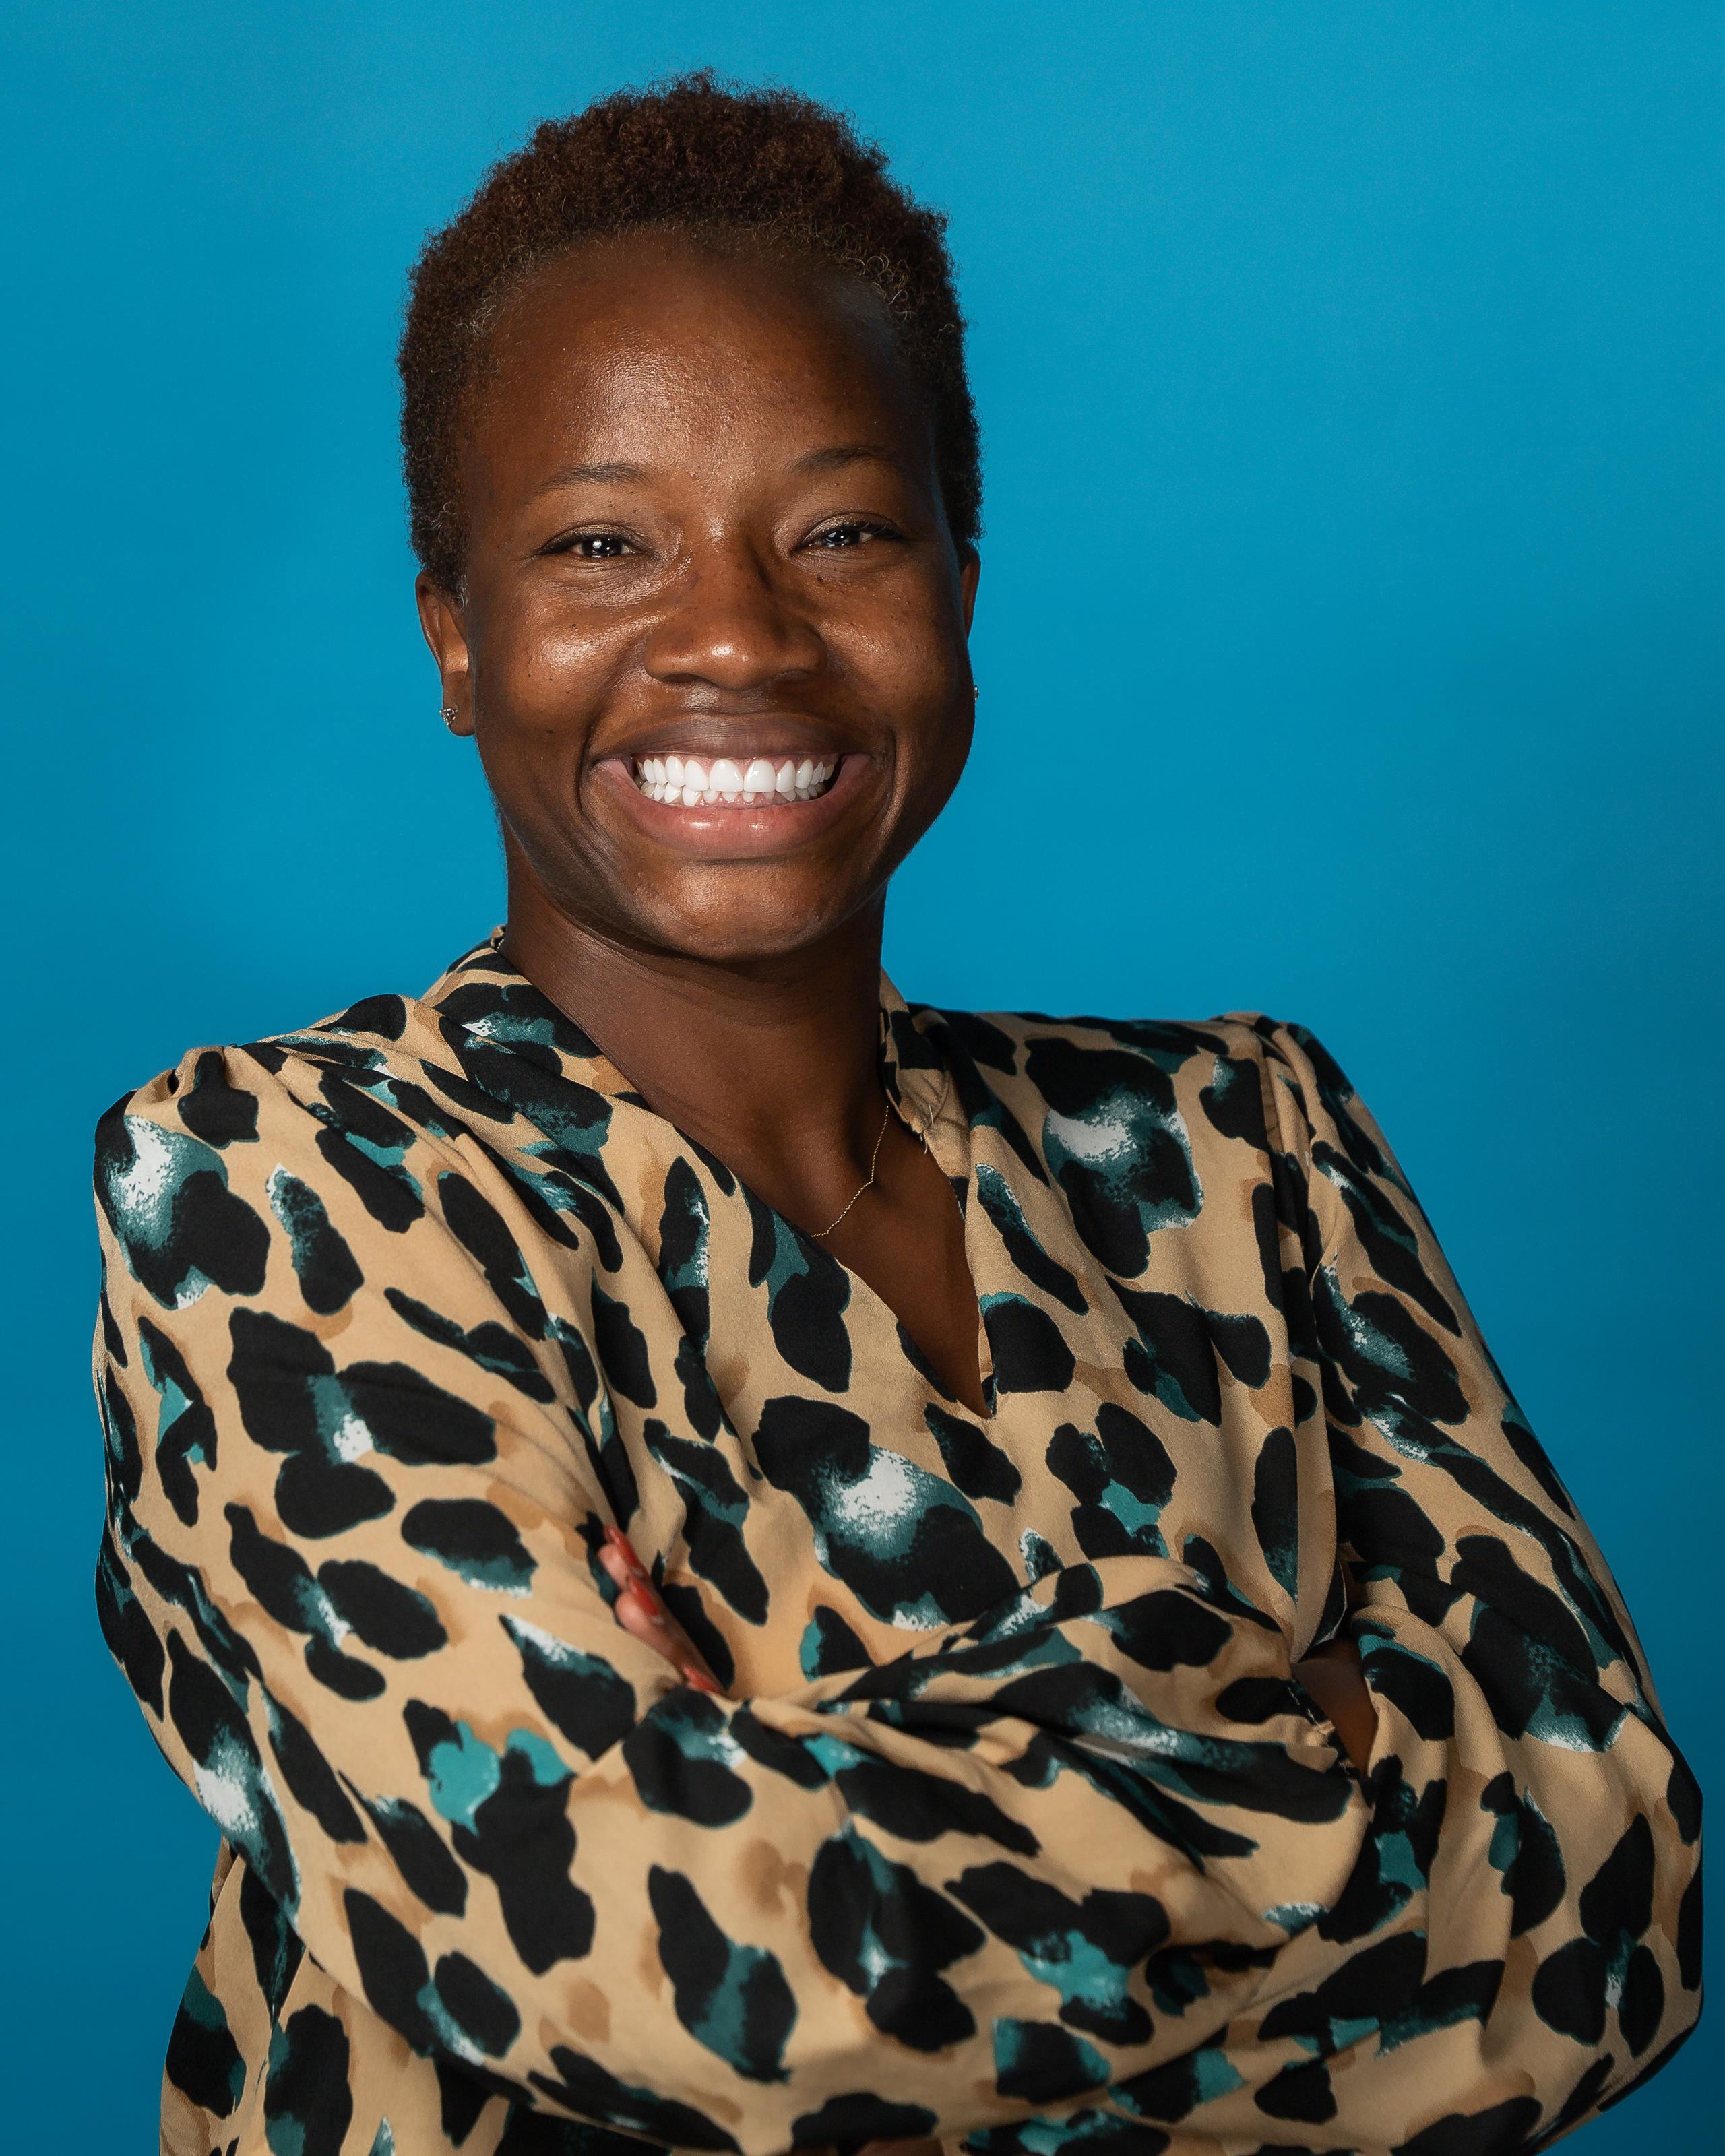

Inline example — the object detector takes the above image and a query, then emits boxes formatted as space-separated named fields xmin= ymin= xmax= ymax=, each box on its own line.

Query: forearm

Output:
xmin=113 ymin=1449 xmax=1373 ymax=2149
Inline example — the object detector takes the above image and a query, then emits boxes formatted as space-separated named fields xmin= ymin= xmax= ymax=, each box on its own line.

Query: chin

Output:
xmin=634 ymin=888 xmax=868 ymax=970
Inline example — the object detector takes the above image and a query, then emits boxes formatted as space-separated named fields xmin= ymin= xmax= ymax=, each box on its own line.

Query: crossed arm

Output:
xmin=600 ymin=1526 xmax=1375 ymax=2156
xmin=604 ymin=1524 xmax=1379 ymax=1792
xmin=94 ymin=1034 xmax=1701 ymax=2152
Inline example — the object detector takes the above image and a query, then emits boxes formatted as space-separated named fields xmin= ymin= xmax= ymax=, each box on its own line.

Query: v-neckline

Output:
xmin=424 ymin=932 xmax=1002 ymax=1428
xmin=673 ymin=1046 xmax=999 ymax=1428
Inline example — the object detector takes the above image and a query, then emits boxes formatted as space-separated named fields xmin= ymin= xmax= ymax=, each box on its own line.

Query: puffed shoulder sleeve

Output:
xmin=1238 ymin=1019 xmax=1703 ymax=2147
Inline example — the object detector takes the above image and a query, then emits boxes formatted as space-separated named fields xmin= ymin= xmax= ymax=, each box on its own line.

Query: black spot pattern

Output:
xmin=261 ymin=2004 xmax=353 ymax=2156
xmin=90 ymin=940 xmax=1700 ymax=2152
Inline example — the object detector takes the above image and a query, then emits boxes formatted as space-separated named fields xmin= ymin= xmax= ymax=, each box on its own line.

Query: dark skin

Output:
xmin=417 ymin=241 xmax=1377 ymax=2133
xmin=421 ymin=232 xmax=989 ymax=1416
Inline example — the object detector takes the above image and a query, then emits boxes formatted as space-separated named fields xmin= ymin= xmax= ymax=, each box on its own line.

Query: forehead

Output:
xmin=470 ymin=232 xmax=930 ymax=473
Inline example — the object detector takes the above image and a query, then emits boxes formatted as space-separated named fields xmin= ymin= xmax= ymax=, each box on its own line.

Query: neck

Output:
xmin=499 ymin=879 xmax=891 ymax=1197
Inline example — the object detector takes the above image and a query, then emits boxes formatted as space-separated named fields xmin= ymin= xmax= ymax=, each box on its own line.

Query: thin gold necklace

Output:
xmin=809 ymin=1101 xmax=893 ymax=1239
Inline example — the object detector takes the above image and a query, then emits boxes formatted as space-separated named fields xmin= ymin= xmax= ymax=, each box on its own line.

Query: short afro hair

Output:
xmin=400 ymin=72 xmax=981 ymax=592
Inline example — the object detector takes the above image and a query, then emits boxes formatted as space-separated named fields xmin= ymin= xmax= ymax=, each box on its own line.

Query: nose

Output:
xmin=640 ymin=539 xmax=826 ymax=693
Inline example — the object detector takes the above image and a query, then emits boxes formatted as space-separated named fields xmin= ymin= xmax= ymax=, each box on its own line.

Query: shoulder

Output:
xmin=912 ymin=1001 xmax=1389 ymax=1172
xmin=94 ymin=986 xmax=460 ymax=1155
xmin=916 ymin=1001 xmax=1346 ymax=1098
xmin=91 ymin=990 xmax=468 ymax=1302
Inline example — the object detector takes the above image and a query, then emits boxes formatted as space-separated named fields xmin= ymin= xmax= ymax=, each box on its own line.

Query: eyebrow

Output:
xmin=790 ymin=443 xmax=907 ymax=476
xmin=530 ymin=443 xmax=907 ymax=498
xmin=533 ymin=461 xmax=650 ymax=493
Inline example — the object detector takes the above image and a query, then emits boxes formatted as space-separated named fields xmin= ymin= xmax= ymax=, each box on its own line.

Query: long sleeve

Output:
xmin=948 ymin=1025 xmax=1703 ymax=2155
xmin=1164 ymin=1020 xmax=1701 ymax=2150
xmin=94 ymin=1044 xmax=1373 ymax=2153
xmin=94 ymin=1019 xmax=1701 ymax=2155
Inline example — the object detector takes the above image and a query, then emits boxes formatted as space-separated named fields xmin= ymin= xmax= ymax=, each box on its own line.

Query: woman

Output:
xmin=94 ymin=75 xmax=1699 ymax=2156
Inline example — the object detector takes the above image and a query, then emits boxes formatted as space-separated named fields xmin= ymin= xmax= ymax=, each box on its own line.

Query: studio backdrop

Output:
xmin=3 ymin=5 xmax=1718 ymax=2148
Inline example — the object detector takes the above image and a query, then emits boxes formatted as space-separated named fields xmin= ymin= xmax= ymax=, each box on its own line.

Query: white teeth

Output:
xmin=633 ymin=751 xmax=842 ymax=806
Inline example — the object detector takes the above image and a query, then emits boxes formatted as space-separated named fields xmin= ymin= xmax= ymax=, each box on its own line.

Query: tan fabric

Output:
xmin=92 ymin=934 xmax=1701 ymax=2155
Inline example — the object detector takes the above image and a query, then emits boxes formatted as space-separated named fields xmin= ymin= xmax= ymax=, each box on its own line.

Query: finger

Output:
xmin=600 ymin=1535 xmax=728 ymax=1694
xmin=604 ymin=1525 xmax=654 ymax=1587
xmin=615 ymin=1585 xmax=669 ymax=1638
xmin=599 ymin=1538 xmax=675 ymax=1635
xmin=624 ymin=1592 xmax=726 ymax=1694
xmin=606 ymin=1530 xmax=696 ymax=1654
xmin=608 ymin=1569 xmax=712 ymax=1682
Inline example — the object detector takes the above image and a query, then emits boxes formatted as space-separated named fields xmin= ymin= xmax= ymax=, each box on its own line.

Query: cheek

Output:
xmin=877 ymin=625 xmax=972 ymax=771
xmin=915 ymin=707 xmax=974 ymax=820
xmin=474 ymin=590 xmax=629 ymax=720
xmin=839 ymin=590 xmax=968 ymax=731
xmin=863 ymin=580 xmax=962 ymax=667
xmin=469 ymin=639 xmax=590 ymax=829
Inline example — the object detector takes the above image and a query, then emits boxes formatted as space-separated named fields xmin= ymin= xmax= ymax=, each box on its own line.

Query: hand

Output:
xmin=1292 ymin=1634 xmax=1377 ymax=1774
xmin=597 ymin=1525 xmax=728 ymax=1696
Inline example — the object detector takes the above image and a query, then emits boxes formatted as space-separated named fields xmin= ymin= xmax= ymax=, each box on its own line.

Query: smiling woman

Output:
xmin=93 ymin=73 xmax=1699 ymax=2156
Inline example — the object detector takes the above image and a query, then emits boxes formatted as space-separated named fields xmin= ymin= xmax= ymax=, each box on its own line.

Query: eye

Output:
xmin=546 ymin=530 xmax=637 ymax=561
xmin=806 ymin=519 xmax=899 ymax=551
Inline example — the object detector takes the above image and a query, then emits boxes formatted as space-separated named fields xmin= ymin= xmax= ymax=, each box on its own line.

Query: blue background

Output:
xmin=4 ymin=3 xmax=1718 ymax=2145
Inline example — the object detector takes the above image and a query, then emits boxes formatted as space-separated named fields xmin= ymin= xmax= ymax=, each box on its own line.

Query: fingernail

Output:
xmin=610 ymin=1528 xmax=649 ymax=1576
xmin=684 ymin=1668 xmax=719 ymax=1692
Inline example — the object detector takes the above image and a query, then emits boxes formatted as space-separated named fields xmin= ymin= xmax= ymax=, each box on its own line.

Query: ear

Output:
xmin=416 ymin=573 xmax=474 ymax=736
xmin=958 ymin=546 xmax=981 ymax=635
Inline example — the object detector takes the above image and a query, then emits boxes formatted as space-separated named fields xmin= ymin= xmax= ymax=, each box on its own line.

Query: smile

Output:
xmin=631 ymin=754 xmax=838 ymax=807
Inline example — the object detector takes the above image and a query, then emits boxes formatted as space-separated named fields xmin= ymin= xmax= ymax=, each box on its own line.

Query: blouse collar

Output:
xmin=418 ymin=928 xmax=955 ymax=1139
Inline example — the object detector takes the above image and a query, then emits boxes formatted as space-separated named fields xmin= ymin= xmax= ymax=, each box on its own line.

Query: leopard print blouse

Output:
xmin=92 ymin=932 xmax=1701 ymax=2156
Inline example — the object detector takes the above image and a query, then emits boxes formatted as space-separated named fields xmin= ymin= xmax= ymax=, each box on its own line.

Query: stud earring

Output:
xmin=440 ymin=705 xmax=460 ymax=728
xmin=973 ymin=685 xmax=980 ymax=702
